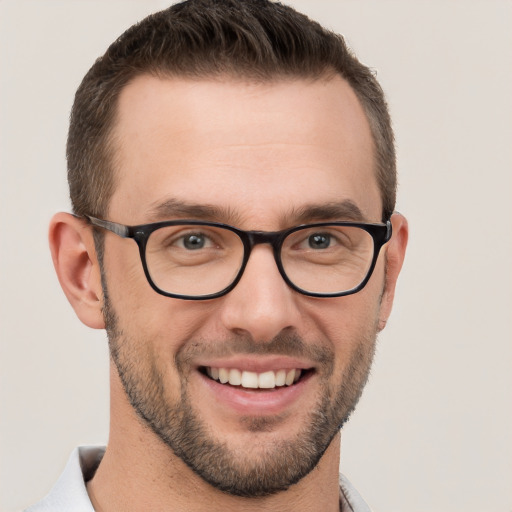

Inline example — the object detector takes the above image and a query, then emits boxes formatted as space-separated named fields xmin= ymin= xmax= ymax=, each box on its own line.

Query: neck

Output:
xmin=87 ymin=366 xmax=342 ymax=512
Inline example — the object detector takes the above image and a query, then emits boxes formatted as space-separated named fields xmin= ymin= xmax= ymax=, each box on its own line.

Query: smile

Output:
xmin=203 ymin=367 xmax=305 ymax=389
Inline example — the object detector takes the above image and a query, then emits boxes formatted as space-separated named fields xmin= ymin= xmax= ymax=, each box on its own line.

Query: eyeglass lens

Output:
xmin=144 ymin=223 xmax=375 ymax=297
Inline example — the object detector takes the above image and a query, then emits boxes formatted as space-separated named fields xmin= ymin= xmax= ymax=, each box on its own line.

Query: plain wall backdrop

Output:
xmin=1 ymin=1 xmax=511 ymax=511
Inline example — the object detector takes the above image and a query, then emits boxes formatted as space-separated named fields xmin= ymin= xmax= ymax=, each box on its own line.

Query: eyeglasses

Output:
xmin=85 ymin=215 xmax=392 ymax=300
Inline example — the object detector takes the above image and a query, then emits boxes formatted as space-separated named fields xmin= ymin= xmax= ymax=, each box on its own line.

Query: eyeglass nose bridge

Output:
xmin=247 ymin=229 xmax=283 ymax=246
xmin=234 ymin=229 xmax=290 ymax=287
xmin=244 ymin=229 xmax=287 ymax=260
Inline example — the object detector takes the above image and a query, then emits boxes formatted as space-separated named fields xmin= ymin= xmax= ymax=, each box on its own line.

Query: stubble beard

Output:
xmin=102 ymin=288 xmax=378 ymax=497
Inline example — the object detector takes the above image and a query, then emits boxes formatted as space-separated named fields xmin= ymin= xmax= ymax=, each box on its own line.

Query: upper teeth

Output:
xmin=206 ymin=367 xmax=302 ymax=389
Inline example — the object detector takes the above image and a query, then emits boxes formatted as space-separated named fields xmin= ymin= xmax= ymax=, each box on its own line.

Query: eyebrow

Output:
xmin=146 ymin=198 xmax=244 ymax=225
xmin=290 ymin=200 xmax=367 ymax=224
xmin=146 ymin=198 xmax=367 ymax=227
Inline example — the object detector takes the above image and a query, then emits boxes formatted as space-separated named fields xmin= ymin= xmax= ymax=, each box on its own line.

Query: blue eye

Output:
xmin=308 ymin=233 xmax=331 ymax=249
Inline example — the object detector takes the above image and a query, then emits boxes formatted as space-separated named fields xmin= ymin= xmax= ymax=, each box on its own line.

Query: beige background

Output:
xmin=1 ymin=1 xmax=511 ymax=511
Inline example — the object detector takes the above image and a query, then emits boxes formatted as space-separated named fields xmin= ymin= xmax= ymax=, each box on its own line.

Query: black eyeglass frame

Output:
xmin=85 ymin=215 xmax=392 ymax=300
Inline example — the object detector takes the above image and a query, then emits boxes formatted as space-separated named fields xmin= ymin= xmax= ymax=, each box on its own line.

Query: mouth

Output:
xmin=196 ymin=359 xmax=316 ymax=416
xmin=200 ymin=366 xmax=312 ymax=390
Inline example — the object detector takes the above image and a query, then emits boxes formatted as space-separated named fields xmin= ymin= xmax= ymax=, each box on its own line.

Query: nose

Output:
xmin=218 ymin=245 xmax=302 ymax=342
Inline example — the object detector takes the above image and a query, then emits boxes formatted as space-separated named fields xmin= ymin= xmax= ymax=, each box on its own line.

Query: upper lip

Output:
xmin=195 ymin=356 xmax=314 ymax=373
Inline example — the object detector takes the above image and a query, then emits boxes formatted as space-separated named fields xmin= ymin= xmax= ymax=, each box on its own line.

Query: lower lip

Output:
xmin=199 ymin=371 xmax=313 ymax=416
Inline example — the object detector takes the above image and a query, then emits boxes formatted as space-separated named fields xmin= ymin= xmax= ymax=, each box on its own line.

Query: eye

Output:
xmin=152 ymin=225 xmax=231 ymax=254
xmin=180 ymin=233 xmax=211 ymax=250
xmin=307 ymin=233 xmax=333 ymax=250
xmin=288 ymin=228 xmax=352 ymax=252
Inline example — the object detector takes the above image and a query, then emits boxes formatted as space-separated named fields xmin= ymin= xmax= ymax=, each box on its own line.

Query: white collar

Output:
xmin=26 ymin=445 xmax=371 ymax=512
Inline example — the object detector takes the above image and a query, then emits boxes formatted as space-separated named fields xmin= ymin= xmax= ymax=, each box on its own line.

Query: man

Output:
xmin=28 ymin=0 xmax=407 ymax=510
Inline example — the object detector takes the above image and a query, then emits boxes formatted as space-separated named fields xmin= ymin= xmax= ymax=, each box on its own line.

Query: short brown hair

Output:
xmin=67 ymin=0 xmax=396 ymax=220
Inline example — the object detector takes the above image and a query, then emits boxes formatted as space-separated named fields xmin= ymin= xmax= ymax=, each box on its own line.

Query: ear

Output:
xmin=49 ymin=212 xmax=105 ymax=329
xmin=378 ymin=212 xmax=408 ymax=331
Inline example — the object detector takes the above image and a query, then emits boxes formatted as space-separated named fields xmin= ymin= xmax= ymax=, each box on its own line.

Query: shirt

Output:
xmin=25 ymin=446 xmax=372 ymax=511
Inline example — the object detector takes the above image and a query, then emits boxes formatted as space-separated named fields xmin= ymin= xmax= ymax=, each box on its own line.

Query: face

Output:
xmin=102 ymin=75 xmax=385 ymax=496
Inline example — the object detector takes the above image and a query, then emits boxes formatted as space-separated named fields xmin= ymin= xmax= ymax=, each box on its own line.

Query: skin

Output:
xmin=49 ymin=75 xmax=408 ymax=511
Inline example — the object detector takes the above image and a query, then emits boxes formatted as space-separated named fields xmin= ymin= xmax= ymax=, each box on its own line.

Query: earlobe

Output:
xmin=378 ymin=212 xmax=408 ymax=331
xmin=49 ymin=212 xmax=105 ymax=329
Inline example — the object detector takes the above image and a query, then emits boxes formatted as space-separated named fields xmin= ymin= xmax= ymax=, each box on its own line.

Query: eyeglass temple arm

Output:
xmin=84 ymin=215 xmax=130 ymax=238
xmin=385 ymin=219 xmax=392 ymax=242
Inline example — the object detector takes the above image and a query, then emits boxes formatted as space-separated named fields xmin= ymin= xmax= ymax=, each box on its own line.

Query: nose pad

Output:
xmin=218 ymin=245 xmax=301 ymax=342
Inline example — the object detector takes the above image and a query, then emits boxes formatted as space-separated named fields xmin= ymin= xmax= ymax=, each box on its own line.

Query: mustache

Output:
xmin=176 ymin=331 xmax=334 ymax=368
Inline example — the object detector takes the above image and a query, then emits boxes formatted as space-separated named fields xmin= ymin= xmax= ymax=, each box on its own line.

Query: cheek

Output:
xmin=311 ymin=289 xmax=381 ymax=338
xmin=104 ymin=238 xmax=146 ymax=296
xmin=305 ymin=285 xmax=382 ymax=370
xmin=102 ymin=246 xmax=167 ymax=347
xmin=104 ymin=257 xmax=222 ymax=359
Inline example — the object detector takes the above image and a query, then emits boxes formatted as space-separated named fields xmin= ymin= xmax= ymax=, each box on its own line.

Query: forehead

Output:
xmin=109 ymin=75 xmax=379 ymax=226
